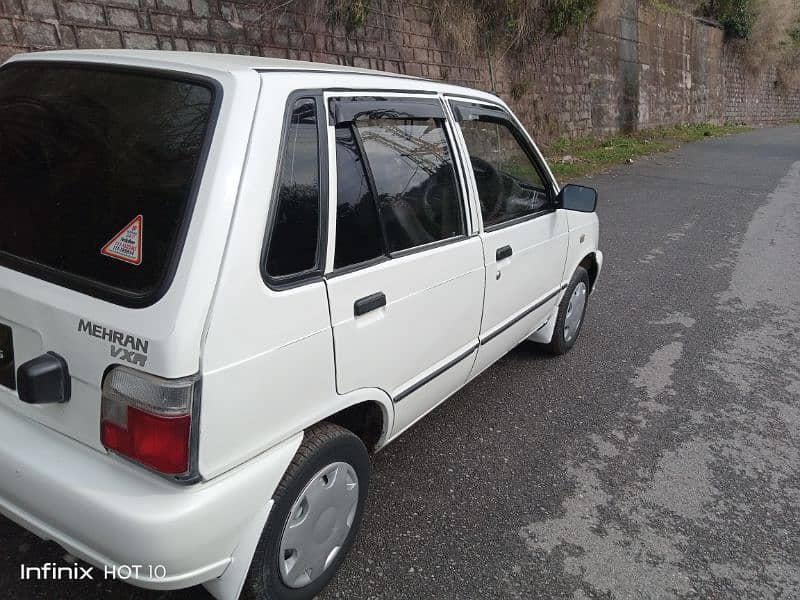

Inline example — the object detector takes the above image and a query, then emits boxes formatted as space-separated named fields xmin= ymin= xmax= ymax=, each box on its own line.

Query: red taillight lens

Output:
xmin=102 ymin=407 xmax=191 ymax=475
xmin=101 ymin=367 xmax=198 ymax=478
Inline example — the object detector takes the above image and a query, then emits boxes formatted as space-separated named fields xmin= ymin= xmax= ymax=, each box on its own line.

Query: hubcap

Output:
xmin=563 ymin=282 xmax=587 ymax=343
xmin=278 ymin=462 xmax=359 ymax=588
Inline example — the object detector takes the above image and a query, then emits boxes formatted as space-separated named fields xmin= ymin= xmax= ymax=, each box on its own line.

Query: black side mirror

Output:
xmin=557 ymin=184 xmax=597 ymax=212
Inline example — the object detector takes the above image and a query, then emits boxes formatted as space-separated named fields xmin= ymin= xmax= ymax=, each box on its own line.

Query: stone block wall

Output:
xmin=722 ymin=46 xmax=800 ymax=124
xmin=0 ymin=0 xmax=798 ymax=143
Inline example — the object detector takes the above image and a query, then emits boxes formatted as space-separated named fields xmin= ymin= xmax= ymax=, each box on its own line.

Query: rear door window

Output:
xmin=0 ymin=62 xmax=218 ymax=306
xmin=333 ymin=124 xmax=385 ymax=269
xmin=331 ymin=96 xmax=466 ymax=269
xmin=354 ymin=117 xmax=464 ymax=253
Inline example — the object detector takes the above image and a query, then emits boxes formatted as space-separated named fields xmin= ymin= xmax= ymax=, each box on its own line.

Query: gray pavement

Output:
xmin=1 ymin=125 xmax=798 ymax=599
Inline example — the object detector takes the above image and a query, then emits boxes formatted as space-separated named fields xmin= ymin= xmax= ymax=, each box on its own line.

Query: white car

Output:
xmin=0 ymin=50 xmax=602 ymax=600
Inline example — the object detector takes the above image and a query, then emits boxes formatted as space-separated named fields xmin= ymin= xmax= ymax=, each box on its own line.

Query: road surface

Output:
xmin=1 ymin=125 xmax=798 ymax=599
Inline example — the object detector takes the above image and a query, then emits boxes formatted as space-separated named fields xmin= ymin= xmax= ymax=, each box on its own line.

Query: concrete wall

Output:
xmin=0 ymin=0 xmax=798 ymax=142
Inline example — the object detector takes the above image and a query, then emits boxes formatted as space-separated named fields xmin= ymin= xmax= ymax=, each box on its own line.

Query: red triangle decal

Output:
xmin=101 ymin=215 xmax=143 ymax=265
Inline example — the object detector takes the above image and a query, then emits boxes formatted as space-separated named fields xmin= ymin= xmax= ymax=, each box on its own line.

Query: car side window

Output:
xmin=354 ymin=118 xmax=465 ymax=253
xmin=453 ymin=102 xmax=550 ymax=228
xmin=265 ymin=98 xmax=322 ymax=280
xmin=333 ymin=124 xmax=385 ymax=269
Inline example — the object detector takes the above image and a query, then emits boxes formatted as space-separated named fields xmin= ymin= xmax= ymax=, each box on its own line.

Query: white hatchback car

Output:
xmin=0 ymin=50 xmax=602 ymax=600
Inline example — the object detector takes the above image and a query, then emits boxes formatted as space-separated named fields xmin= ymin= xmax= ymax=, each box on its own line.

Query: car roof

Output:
xmin=8 ymin=49 xmax=502 ymax=103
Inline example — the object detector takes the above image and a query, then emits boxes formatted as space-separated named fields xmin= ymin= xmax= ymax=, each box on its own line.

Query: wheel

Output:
xmin=242 ymin=422 xmax=371 ymax=600
xmin=545 ymin=267 xmax=590 ymax=355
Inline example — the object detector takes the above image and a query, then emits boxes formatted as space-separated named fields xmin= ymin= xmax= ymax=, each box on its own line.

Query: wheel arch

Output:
xmin=306 ymin=387 xmax=394 ymax=453
xmin=577 ymin=251 xmax=600 ymax=292
xmin=324 ymin=398 xmax=391 ymax=453
xmin=202 ymin=389 xmax=393 ymax=600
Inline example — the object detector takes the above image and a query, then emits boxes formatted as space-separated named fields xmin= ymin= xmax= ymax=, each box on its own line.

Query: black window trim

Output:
xmin=331 ymin=96 xmax=446 ymax=125
xmin=0 ymin=60 xmax=223 ymax=309
xmin=348 ymin=122 xmax=391 ymax=257
xmin=260 ymin=90 xmax=330 ymax=291
xmin=326 ymin=93 xmax=471 ymax=276
xmin=388 ymin=233 xmax=469 ymax=260
xmin=324 ymin=254 xmax=391 ymax=280
xmin=483 ymin=207 xmax=554 ymax=233
xmin=449 ymin=98 xmax=558 ymax=232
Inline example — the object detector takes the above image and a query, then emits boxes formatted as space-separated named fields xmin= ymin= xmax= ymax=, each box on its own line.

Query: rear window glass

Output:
xmin=0 ymin=63 xmax=217 ymax=305
xmin=355 ymin=117 xmax=464 ymax=253
xmin=265 ymin=98 xmax=321 ymax=280
xmin=333 ymin=124 xmax=384 ymax=269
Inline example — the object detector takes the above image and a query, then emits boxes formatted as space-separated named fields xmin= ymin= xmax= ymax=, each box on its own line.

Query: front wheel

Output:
xmin=242 ymin=422 xmax=371 ymax=600
xmin=544 ymin=267 xmax=590 ymax=355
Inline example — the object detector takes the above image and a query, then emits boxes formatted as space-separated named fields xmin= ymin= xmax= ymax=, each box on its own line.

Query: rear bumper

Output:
xmin=0 ymin=402 xmax=300 ymax=590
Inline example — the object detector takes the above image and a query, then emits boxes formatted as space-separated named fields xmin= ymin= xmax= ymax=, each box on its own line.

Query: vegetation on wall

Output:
xmin=320 ymin=0 xmax=797 ymax=91
xmin=644 ymin=0 xmax=800 ymax=89
xmin=702 ymin=0 xmax=757 ymax=37
xmin=545 ymin=0 xmax=599 ymax=35
xmin=788 ymin=14 xmax=800 ymax=46
xmin=326 ymin=0 xmax=371 ymax=31
xmin=429 ymin=0 xmax=598 ymax=56
xmin=273 ymin=0 xmax=596 ymax=49
xmin=734 ymin=0 xmax=800 ymax=88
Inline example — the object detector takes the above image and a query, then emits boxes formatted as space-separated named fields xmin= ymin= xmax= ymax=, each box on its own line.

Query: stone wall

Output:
xmin=722 ymin=47 xmax=800 ymax=124
xmin=0 ymin=0 xmax=798 ymax=143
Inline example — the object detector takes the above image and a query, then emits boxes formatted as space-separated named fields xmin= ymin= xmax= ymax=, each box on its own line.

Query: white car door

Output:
xmin=447 ymin=98 xmax=569 ymax=376
xmin=323 ymin=94 xmax=485 ymax=437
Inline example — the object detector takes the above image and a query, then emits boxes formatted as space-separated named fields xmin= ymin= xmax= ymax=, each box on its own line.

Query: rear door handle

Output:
xmin=496 ymin=245 xmax=513 ymax=261
xmin=354 ymin=292 xmax=386 ymax=316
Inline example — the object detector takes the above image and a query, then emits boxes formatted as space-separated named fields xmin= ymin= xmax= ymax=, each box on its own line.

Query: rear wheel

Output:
xmin=545 ymin=267 xmax=590 ymax=355
xmin=242 ymin=423 xmax=371 ymax=600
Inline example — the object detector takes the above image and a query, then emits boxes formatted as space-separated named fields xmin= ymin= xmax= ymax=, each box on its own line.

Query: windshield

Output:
xmin=0 ymin=62 xmax=217 ymax=306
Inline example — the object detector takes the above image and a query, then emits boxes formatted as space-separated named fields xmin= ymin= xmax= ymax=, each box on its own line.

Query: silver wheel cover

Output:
xmin=563 ymin=281 xmax=587 ymax=343
xmin=278 ymin=462 xmax=360 ymax=588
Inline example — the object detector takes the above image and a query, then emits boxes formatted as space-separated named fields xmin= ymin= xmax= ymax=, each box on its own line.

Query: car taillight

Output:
xmin=101 ymin=366 xmax=199 ymax=478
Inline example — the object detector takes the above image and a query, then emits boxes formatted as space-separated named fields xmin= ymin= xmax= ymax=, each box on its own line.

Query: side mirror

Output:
xmin=556 ymin=184 xmax=597 ymax=212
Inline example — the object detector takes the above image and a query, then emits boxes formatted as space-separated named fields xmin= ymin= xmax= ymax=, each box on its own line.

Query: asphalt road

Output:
xmin=1 ymin=125 xmax=798 ymax=599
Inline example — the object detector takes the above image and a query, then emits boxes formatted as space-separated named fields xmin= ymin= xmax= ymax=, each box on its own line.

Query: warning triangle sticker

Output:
xmin=101 ymin=215 xmax=143 ymax=265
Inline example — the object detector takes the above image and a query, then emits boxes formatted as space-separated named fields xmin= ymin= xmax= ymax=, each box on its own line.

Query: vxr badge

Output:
xmin=111 ymin=345 xmax=147 ymax=367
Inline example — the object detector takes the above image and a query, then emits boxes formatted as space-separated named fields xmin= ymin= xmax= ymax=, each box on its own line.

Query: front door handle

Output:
xmin=496 ymin=245 xmax=513 ymax=261
xmin=354 ymin=292 xmax=386 ymax=316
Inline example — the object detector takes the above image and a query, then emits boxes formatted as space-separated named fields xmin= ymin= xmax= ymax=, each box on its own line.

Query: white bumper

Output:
xmin=0 ymin=402 xmax=300 ymax=591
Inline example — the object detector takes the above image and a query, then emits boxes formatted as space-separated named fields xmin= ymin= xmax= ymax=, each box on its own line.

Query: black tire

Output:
xmin=545 ymin=266 xmax=590 ymax=355
xmin=241 ymin=422 xmax=371 ymax=600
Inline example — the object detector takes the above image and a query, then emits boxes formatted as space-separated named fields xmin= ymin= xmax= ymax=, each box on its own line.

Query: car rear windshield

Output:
xmin=0 ymin=62 xmax=218 ymax=306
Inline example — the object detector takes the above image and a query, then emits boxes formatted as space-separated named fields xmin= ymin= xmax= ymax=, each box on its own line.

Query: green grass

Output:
xmin=647 ymin=0 xmax=683 ymax=15
xmin=545 ymin=122 xmax=752 ymax=180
